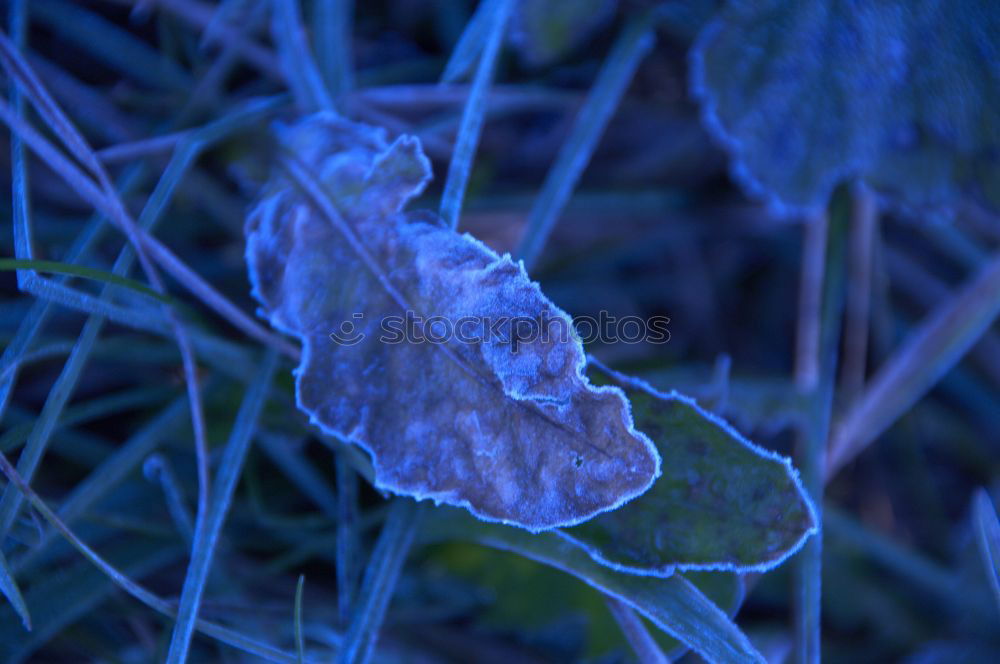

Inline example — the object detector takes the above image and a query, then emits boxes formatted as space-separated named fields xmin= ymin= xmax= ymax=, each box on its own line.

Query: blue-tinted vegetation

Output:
xmin=0 ymin=1 xmax=998 ymax=663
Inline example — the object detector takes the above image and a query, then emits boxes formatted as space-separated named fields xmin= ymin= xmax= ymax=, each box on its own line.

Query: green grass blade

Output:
xmin=439 ymin=0 xmax=513 ymax=230
xmin=336 ymin=499 xmax=422 ymax=664
xmin=515 ymin=12 xmax=655 ymax=267
xmin=165 ymin=350 xmax=279 ymax=664
xmin=0 ymin=258 xmax=172 ymax=304
xmin=973 ymin=489 xmax=1000 ymax=618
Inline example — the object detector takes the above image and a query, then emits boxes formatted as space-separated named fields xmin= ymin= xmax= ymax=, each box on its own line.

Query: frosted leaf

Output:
xmin=245 ymin=114 xmax=660 ymax=532
xmin=558 ymin=361 xmax=818 ymax=575
xmin=691 ymin=0 xmax=1000 ymax=219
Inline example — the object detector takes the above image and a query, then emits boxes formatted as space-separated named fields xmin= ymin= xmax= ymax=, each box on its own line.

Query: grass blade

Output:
xmin=606 ymin=597 xmax=669 ymax=664
xmin=14 ymin=397 xmax=191 ymax=574
xmin=793 ymin=199 xmax=848 ymax=664
xmin=439 ymin=0 xmax=513 ymax=230
xmin=425 ymin=509 xmax=765 ymax=664
xmin=314 ymin=0 xmax=354 ymax=100
xmin=0 ymin=549 xmax=29 ymax=631
xmin=973 ymin=489 xmax=1000 ymax=618
xmin=0 ymin=258 xmax=173 ymax=304
xmin=165 ymin=350 xmax=278 ymax=664
xmin=0 ymin=314 xmax=104 ymax=539
xmin=515 ymin=12 xmax=655 ymax=267
xmin=272 ymin=0 xmax=334 ymax=112
xmin=0 ymin=450 xmax=303 ymax=663
xmin=258 ymin=433 xmax=338 ymax=520
xmin=828 ymin=247 xmax=1000 ymax=477
xmin=439 ymin=0 xmax=490 ymax=84
xmin=336 ymin=452 xmax=359 ymax=623
xmin=295 ymin=574 xmax=306 ymax=664
xmin=31 ymin=0 xmax=191 ymax=91
xmin=337 ymin=499 xmax=422 ymax=664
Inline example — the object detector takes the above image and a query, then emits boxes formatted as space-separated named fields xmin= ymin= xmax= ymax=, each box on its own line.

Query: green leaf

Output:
xmin=557 ymin=360 xmax=817 ymax=575
xmin=691 ymin=0 xmax=1000 ymax=218
xmin=425 ymin=507 xmax=765 ymax=664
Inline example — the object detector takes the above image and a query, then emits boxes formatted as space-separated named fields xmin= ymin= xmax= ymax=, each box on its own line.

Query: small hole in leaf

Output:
xmin=574 ymin=455 xmax=584 ymax=468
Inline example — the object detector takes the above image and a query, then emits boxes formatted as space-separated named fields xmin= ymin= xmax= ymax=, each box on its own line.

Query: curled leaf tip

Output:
xmin=245 ymin=114 xmax=660 ymax=531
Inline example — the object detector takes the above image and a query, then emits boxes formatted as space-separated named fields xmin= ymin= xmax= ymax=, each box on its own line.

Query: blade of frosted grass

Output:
xmin=0 ymin=451 xmax=303 ymax=663
xmin=30 ymin=0 xmax=191 ymax=91
xmin=177 ymin=0 xmax=276 ymax=126
xmin=0 ymin=33 xmax=215 ymax=540
xmin=793 ymin=202 xmax=847 ymax=664
xmin=272 ymin=0 xmax=334 ymax=112
xmin=439 ymin=0 xmax=491 ymax=83
xmin=295 ymin=574 xmax=306 ymax=664
xmin=0 ymin=548 xmax=29 ymax=631
xmin=973 ymin=489 xmax=1000 ymax=617
xmin=886 ymin=247 xmax=1000 ymax=392
xmin=166 ymin=350 xmax=278 ymax=664
xmin=144 ymin=454 xmax=196 ymax=543
xmin=0 ymin=313 xmax=104 ymax=540
xmin=0 ymin=259 xmax=173 ymax=304
xmin=14 ymin=397 xmax=191 ymax=574
xmin=29 ymin=53 xmax=137 ymax=143
xmin=515 ymin=13 xmax=655 ymax=267
xmin=827 ymin=247 xmax=1000 ymax=478
xmin=425 ymin=511 xmax=765 ymax=664
xmin=439 ymin=0 xmax=513 ymax=230
xmin=4 ymin=541 xmax=181 ymax=664
xmin=258 ymin=433 xmax=338 ymax=520
xmin=840 ymin=185 xmax=878 ymax=404
xmin=96 ymin=130 xmax=191 ymax=164
xmin=337 ymin=498 xmax=422 ymax=664
xmin=0 ymin=341 xmax=74 ymax=384
xmin=143 ymin=0 xmax=283 ymax=82
xmin=606 ymin=597 xmax=670 ymax=664
xmin=336 ymin=452 xmax=359 ymax=623
xmin=8 ymin=0 xmax=31 ymax=288
xmin=314 ymin=0 xmax=354 ymax=100
xmin=19 ymin=277 xmax=166 ymax=333
xmin=1 ymin=161 xmax=143 ymax=420
xmin=200 ymin=0 xmax=252 ymax=48
xmin=791 ymin=210 xmax=826 ymax=664
xmin=0 ymin=89 xmax=297 ymax=357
